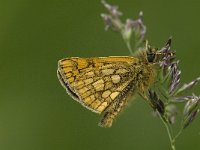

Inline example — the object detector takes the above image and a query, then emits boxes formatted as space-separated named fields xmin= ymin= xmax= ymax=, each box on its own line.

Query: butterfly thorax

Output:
xmin=132 ymin=50 xmax=156 ymax=95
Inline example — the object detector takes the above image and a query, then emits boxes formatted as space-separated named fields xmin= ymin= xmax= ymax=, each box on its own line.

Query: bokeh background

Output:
xmin=0 ymin=0 xmax=200 ymax=150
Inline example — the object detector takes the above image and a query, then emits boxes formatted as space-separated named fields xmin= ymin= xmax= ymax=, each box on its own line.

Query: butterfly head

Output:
xmin=145 ymin=39 xmax=175 ymax=64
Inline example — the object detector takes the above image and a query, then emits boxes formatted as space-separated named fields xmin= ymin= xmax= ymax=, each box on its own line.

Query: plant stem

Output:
xmin=158 ymin=112 xmax=176 ymax=150
xmin=125 ymin=40 xmax=134 ymax=55
xmin=122 ymin=20 xmax=181 ymax=150
xmin=173 ymin=127 xmax=183 ymax=142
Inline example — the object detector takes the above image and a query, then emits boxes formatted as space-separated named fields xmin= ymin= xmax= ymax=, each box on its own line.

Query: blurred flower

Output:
xmin=101 ymin=14 xmax=122 ymax=31
xmin=101 ymin=14 xmax=113 ymax=30
xmin=101 ymin=0 xmax=123 ymax=31
xmin=101 ymin=0 xmax=146 ymax=50
xmin=124 ymin=11 xmax=146 ymax=41
xmin=165 ymin=104 xmax=178 ymax=124
xmin=101 ymin=0 xmax=122 ymax=17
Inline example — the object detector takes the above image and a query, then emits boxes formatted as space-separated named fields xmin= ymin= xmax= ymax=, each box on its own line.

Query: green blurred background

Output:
xmin=0 ymin=0 xmax=200 ymax=150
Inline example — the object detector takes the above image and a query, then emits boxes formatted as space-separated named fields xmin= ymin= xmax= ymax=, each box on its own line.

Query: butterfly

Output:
xmin=57 ymin=42 xmax=174 ymax=127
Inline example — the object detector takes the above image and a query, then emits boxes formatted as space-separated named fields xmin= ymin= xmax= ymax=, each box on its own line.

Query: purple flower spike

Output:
xmin=169 ymin=61 xmax=181 ymax=95
xmin=176 ymin=77 xmax=200 ymax=94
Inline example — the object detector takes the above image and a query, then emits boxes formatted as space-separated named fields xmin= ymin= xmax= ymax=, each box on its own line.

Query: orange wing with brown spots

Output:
xmin=57 ymin=56 xmax=139 ymax=114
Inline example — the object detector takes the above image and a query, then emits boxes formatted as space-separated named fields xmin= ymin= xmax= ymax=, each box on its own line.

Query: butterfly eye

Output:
xmin=147 ymin=53 xmax=156 ymax=63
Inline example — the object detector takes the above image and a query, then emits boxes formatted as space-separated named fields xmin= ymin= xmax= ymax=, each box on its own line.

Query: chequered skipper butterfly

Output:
xmin=57 ymin=46 xmax=173 ymax=127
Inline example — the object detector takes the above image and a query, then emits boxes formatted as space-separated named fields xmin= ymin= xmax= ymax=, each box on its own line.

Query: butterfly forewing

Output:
xmin=57 ymin=56 xmax=139 ymax=113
